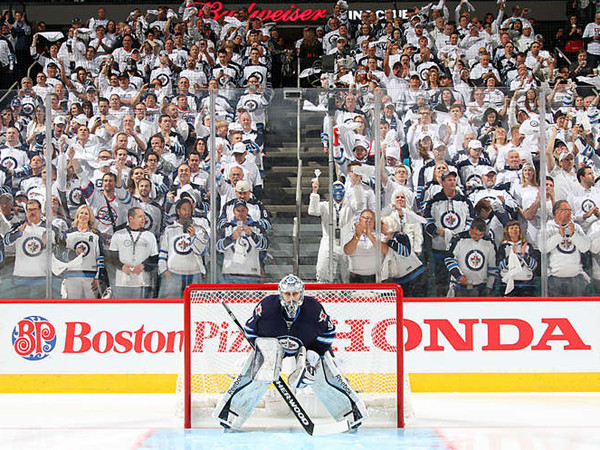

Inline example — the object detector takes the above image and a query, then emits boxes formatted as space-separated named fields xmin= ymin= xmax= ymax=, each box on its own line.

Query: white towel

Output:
xmin=502 ymin=250 xmax=526 ymax=295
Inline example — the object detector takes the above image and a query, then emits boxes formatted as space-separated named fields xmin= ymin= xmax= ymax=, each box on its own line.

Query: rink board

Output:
xmin=0 ymin=297 xmax=599 ymax=392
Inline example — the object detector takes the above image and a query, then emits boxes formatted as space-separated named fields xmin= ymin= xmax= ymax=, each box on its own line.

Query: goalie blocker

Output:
xmin=214 ymin=274 xmax=368 ymax=430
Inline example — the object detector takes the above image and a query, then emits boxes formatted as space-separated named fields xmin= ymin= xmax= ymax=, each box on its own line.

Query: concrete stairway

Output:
xmin=259 ymin=91 xmax=330 ymax=282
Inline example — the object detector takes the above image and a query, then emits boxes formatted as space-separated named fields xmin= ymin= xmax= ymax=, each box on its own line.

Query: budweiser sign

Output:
xmin=192 ymin=2 xmax=328 ymax=22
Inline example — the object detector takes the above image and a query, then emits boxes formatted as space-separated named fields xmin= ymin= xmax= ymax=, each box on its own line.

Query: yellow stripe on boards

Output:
xmin=0 ymin=373 xmax=599 ymax=393
xmin=409 ymin=373 xmax=600 ymax=392
xmin=0 ymin=374 xmax=178 ymax=393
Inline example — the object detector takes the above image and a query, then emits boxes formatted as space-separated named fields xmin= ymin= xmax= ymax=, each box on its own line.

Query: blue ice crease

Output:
xmin=138 ymin=428 xmax=450 ymax=450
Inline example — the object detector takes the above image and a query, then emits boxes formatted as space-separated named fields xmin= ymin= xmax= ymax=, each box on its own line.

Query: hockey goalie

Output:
xmin=213 ymin=274 xmax=368 ymax=430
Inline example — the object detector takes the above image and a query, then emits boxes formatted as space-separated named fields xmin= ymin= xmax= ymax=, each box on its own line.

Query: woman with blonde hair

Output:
xmin=496 ymin=220 xmax=537 ymax=296
xmin=62 ymin=205 xmax=108 ymax=299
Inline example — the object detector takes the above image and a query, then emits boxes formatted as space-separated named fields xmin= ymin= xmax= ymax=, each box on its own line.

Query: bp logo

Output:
xmin=465 ymin=249 xmax=485 ymax=271
xmin=12 ymin=316 xmax=56 ymax=361
xmin=174 ymin=235 xmax=192 ymax=255
xmin=22 ymin=236 xmax=44 ymax=257
xmin=441 ymin=211 xmax=461 ymax=230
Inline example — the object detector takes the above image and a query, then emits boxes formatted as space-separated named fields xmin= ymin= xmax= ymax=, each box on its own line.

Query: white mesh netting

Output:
xmin=177 ymin=284 xmax=404 ymax=428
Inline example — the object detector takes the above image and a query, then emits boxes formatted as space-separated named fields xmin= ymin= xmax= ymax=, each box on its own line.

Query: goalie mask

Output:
xmin=332 ymin=181 xmax=345 ymax=203
xmin=278 ymin=274 xmax=305 ymax=319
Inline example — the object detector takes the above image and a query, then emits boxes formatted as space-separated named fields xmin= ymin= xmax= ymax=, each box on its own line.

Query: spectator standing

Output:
xmin=545 ymin=200 xmax=590 ymax=296
xmin=108 ymin=206 xmax=158 ymax=298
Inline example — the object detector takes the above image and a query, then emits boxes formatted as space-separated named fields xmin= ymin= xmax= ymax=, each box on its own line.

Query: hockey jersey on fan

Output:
xmin=244 ymin=294 xmax=336 ymax=356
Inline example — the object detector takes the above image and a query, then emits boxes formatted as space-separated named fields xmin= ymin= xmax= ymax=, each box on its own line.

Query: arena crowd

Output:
xmin=0 ymin=1 xmax=599 ymax=298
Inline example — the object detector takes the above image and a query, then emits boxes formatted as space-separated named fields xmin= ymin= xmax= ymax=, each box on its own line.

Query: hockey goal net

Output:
xmin=179 ymin=283 xmax=404 ymax=429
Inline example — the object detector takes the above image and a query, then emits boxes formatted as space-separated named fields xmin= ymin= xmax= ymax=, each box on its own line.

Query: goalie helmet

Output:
xmin=278 ymin=274 xmax=305 ymax=319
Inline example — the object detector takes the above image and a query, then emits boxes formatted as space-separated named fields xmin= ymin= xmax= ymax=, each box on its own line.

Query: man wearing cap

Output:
xmin=456 ymin=139 xmax=494 ymax=192
xmin=424 ymin=169 xmax=475 ymax=295
xmin=218 ymin=179 xmax=272 ymax=234
xmin=525 ymin=40 xmax=553 ymax=71
xmin=216 ymin=198 xmax=269 ymax=283
xmin=226 ymin=141 xmax=262 ymax=196
xmin=546 ymin=129 xmax=579 ymax=201
xmin=470 ymin=168 xmax=519 ymax=220
xmin=113 ymin=72 xmax=140 ymax=106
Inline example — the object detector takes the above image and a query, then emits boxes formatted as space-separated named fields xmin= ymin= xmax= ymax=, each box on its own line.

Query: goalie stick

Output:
xmin=219 ymin=300 xmax=352 ymax=436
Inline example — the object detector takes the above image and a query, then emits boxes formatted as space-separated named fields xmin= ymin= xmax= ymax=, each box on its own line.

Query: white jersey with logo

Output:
xmin=64 ymin=228 xmax=104 ymax=276
xmin=0 ymin=145 xmax=28 ymax=171
xmin=545 ymin=220 xmax=590 ymax=278
xmin=158 ymin=219 xmax=209 ymax=276
xmin=5 ymin=221 xmax=50 ymax=279
xmin=445 ymin=230 xmax=497 ymax=288
xmin=81 ymin=183 xmax=132 ymax=237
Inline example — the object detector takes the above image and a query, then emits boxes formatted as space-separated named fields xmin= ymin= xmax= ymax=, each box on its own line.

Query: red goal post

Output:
xmin=182 ymin=283 xmax=404 ymax=429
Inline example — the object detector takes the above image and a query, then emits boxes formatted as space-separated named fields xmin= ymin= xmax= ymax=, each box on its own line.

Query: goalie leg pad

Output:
xmin=311 ymin=352 xmax=368 ymax=428
xmin=212 ymin=347 xmax=272 ymax=430
xmin=251 ymin=337 xmax=284 ymax=382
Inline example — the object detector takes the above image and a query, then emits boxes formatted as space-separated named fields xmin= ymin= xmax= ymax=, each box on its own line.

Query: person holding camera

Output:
xmin=216 ymin=198 xmax=269 ymax=283
xmin=545 ymin=200 xmax=590 ymax=296
xmin=158 ymin=197 xmax=209 ymax=297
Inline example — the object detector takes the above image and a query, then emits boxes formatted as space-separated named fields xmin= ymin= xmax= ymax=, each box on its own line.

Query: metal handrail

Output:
xmin=0 ymin=61 xmax=40 ymax=106
xmin=293 ymin=158 xmax=302 ymax=275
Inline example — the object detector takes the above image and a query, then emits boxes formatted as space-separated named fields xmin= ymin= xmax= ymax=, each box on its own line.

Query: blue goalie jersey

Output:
xmin=244 ymin=294 xmax=336 ymax=356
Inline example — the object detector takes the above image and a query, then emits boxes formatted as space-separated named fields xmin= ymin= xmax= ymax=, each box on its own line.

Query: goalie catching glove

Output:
xmin=289 ymin=347 xmax=321 ymax=389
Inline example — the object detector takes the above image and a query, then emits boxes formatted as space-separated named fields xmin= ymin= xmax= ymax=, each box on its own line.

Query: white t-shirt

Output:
xmin=110 ymin=227 xmax=158 ymax=287
xmin=583 ymin=22 xmax=600 ymax=55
